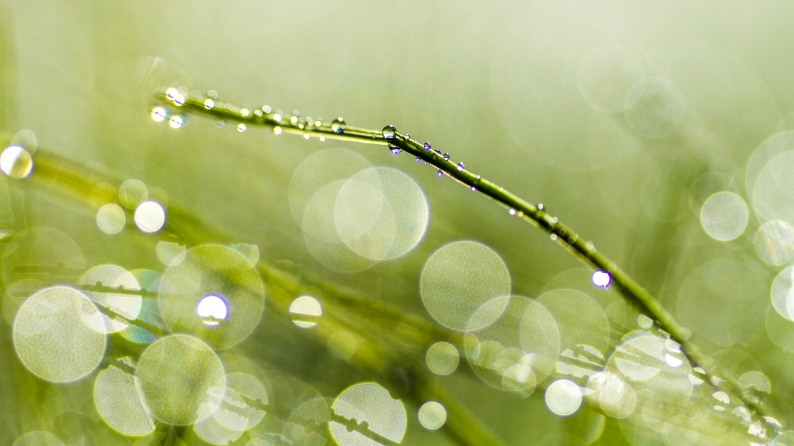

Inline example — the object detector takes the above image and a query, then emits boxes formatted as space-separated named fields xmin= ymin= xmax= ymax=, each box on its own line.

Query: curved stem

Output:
xmin=153 ymin=90 xmax=774 ymax=426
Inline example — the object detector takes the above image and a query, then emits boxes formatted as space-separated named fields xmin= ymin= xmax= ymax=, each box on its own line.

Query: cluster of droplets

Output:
xmin=381 ymin=125 xmax=468 ymax=180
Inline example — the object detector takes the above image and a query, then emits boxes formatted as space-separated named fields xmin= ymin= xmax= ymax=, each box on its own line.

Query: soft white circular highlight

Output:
xmin=96 ymin=204 xmax=126 ymax=235
xmin=94 ymin=366 xmax=155 ymax=436
xmin=700 ymin=191 xmax=748 ymax=241
xmin=417 ymin=401 xmax=447 ymax=430
xmin=289 ymin=295 xmax=322 ymax=328
xmin=13 ymin=286 xmax=107 ymax=383
xmin=196 ymin=294 xmax=229 ymax=327
xmin=592 ymin=270 xmax=612 ymax=288
xmin=134 ymin=201 xmax=166 ymax=233
xmin=331 ymin=382 xmax=406 ymax=445
xmin=0 ymin=145 xmax=33 ymax=179
xmin=425 ymin=341 xmax=460 ymax=376
xmin=420 ymin=241 xmax=511 ymax=331
xmin=545 ymin=379 xmax=583 ymax=416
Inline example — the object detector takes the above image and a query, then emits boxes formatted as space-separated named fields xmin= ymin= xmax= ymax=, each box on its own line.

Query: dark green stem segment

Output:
xmin=153 ymin=90 xmax=771 ymax=424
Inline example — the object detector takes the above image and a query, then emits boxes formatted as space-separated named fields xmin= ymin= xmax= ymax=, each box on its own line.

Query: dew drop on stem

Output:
xmin=331 ymin=117 xmax=346 ymax=133
xmin=457 ymin=162 xmax=465 ymax=171
xmin=443 ymin=153 xmax=450 ymax=161
xmin=382 ymin=125 xmax=396 ymax=139
xmin=437 ymin=170 xmax=444 ymax=177
xmin=423 ymin=142 xmax=431 ymax=150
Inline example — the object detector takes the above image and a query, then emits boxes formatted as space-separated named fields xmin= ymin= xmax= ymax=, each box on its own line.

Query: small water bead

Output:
xmin=418 ymin=402 xmax=447 ymax=430
xmin=207 ymin=90 xmax=218 ymax=99
xmin=437 ymin=170 xmax=444 ymax=177
xmin=404 ymin=133 xmax=410 ymax=141
xmin=423 ymin=142 xmax=431 ymax=150
xmin=509 ymin=208 xmax=517 ymax=215
xmin=241 ymin=108 xmax=250 ymax=117
xmin=262 ymin=105 xmax=271 ymax=113
xmin=204 ymin=99 xmax=214 ymax=109
xmin=254 ymin=109 xmax=263 ymax=117
xmin=223 ymin=104 xmax=233 ymax=111
xmin=0 ymin=145 xmax=33 ymax=179
xmin=320 ymin=136 xmax=325 ymax=141
xmin=274 ymin=110 xmax=283 ymax=121
xmin=538 ymin=203 xmax=545 ymax=211
xmin=390 ymin=147 xmax=401 ymax=155
xmin=273 ymin=126 xmax=283 ymax=135
xmin=216 ymin=120 xmax=225 ymax=128
xmin=169 ymin=115 xmax=183 ymax=129
xmin=150 ymin=107 xmax=166 ymax=122
xmin=331 ymin=117 xmax=346 ymax=133
xmin=303 ymin=134 xmax=310 ymax=139
xmin=443 ymin=153 xmax=450 ymax=161
xmin=172 ymin=94 xmax=185 ymax=106
xmin=196 ymin=294 xmax=229 ymax=327
xmin=457 ymin=162 xmax=465 ymax=171
xmin=382 ymin=125 xmax=397 ymax=139
xmin=415 ymin=157 xmax=421 ymax=162
xmin=550 ymin=234 xmax=558 ymax=241
xmin=165 ymin=87 xmax=178 ymax=100
xmin=471 ymin=186 xmax=477 ymax=191
xmin=290 ymin=115 xmax=298 ymax=125
xmin=237 ymin=124 xmax=246 ymax=132
xmin=591 ymin=270 xmax=611 ymax=288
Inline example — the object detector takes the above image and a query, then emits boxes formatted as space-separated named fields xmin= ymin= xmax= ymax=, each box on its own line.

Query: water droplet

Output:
xmin=457 ymin=162 xmax=465 ymax=171
xmin=320 ymin=136 xmax=326 ymax=141
xmin=404 ymin=133 xmax=410 ymax=141
xmin=274 ymin=110 xmax=284 ymax=122
xmin=165 ymin=87 xmax=178 ymax=100
xmin=423 ymin=142 xmax=431 ymax=150
xmin=216 ymin=120 xmax=225 ymax=128
xmin=173 ymin=94 xmax=185 ymax=106
xmin=591 ymin=270 xmax=611 ymax=288
xmin=237 ymin=123 xmax=246 ymax=132
xmin=241 ymin=108 xmax=250 ymax=117
xmin=382 ymin=125 xmax=397 ymax=139
xmin=389 ymin=145 xmax=402 ymax=155
xmin=538 ymin=203 xmax=545 ymax=211
xmin=415 ymin=157 xmax=421 ymax=162
xmin=151 ymin=107 xmax=166 ymax=122
xmin=443 ymin=153 xmax=450 ymax=161
xmin=517 ymin=211 xmax=523 ymax=217
xmin=303 ymin=134 xmax=310 ymax=139
xmin=254 ymin=109 xmax=263 ymax=117
xmin=274 ymin=126 xmax=283 ymax=135
xmin=550 ymin=234 xmax=557 ymax=241
xmin=331 ymin=117 xmax=346 ymax=134
xmin=471 ymin=186 xmax=477 ymax=191
xmin=290 ymin=115 xmax=298 ymax=125
xmin=262 ymin=105 xmax=272 ymax=113
xmin=207 ymin=90 xmax=218 ymax=99
xmin=224 ymin=104 xmax=233 ymax=111
xmin=292 ymin=110 xmax=300 ymax=117
xmin=585 ymin=241 xmax=595 ymax=251
xmin=551 ymin=217 xmax=559 ymax=223
xmin=508 ymin=208 xmax=516 ymax=215
xmin=169 ymin=115 xmax=184 ymax=129
xmin=0 ymin=145 xmax=33 ymax=179
xmin=203 ymin=99 xmax=214 ymax=109
xmin=437 ymin=170 xmax=444 ymax=177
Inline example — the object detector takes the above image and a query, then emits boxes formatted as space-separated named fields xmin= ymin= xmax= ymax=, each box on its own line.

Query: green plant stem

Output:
xmin=153 ymin=91 xmax=775 ymax=428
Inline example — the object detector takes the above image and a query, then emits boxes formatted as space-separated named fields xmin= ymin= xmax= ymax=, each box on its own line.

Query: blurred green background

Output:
xmin=2 ymin=1 xmax=794 ymax=445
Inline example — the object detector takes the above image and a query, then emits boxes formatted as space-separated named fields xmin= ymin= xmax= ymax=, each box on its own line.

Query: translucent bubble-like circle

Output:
xmin=119 ymin=179 xmax=148 ymax=210
xmin=624 ymin=77 xmax=686 ymax=138
xmin=94 ymin=365 xmax=155 ymax=436
xmin=289 ymin=295 xmax=322 ymax=328
xmin=677 ymin=259 xmax=766 ymax=346
xmin=754 ymin=220 xmax=794 ymax=266
xmin=589 ymin=371 xmax=637 ymax=419
xmin=335 ymin=167 xmax=429 ymax=261
xmin=0 ymin=145 xmax=33 ymax=178
xmin=331 ymin=382 xmax=406 ymax=446
xmin=288 ymin=148 xmax=371 ymax=226
xmin=771 ymin=266 xmax=794 ymax=320
xmin=425 ymin=341 xmax=460 ymax=376
xmin=578 ymin=45 xmax=645 ymax=113
xmin=773 ymin=431 xmax=794 ymax=446
xmin=13 ymin=431 xmax=64 ymax=446
xmin=193 ymin=387 xmax=247 ymax=445
xmin=96 ymin=204 xmax=126 ymax=235
xmin=746 ymin=132 xmax=794 ymax=204
xmin=752 ymin=151 xmax=794 ymax=224
xmin=134 ymin=200 xmax=166 ymax=233
xmin=420 ymin=241 xmax=511 ymax=331
xmin=417 ymin=401 xmax=447 ymax=431
xmin=13 ymin=286 xmax=107 ymax=382
xmin=545 ymin=379 xmax=583 ymax=416
xmin=136 ymin=334 xmax=225 ymax=425
xmin=699 ymin=191 xmax=748 ymax=241
xmin=78 ymin=264 xmax=142 ymax=333
xmin=159 ymin=244 xmax=265 ymax=349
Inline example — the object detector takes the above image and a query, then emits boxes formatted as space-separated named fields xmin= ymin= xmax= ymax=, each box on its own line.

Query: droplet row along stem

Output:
xmin=152 ymin=90 xmax=774 ymax=426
